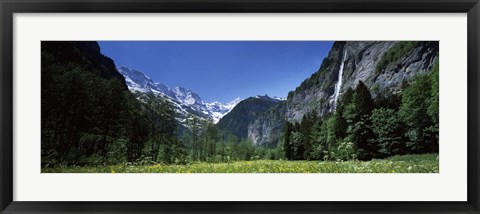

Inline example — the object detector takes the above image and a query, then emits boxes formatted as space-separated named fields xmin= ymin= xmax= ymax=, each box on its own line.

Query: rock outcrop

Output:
xmin=217 ymin=95 xmax=281 ymax=139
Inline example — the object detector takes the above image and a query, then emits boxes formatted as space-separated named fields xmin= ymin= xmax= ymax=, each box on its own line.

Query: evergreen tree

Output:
xmin=283 ymin=122 xmax=294 ymax=160
xmin=203 ymin=123 xmax=220 ymax=161
xmin=343 ymin=81 xmax=375 ymax=160
xmin=186 ymin=116 xmax=202 ymax=161
xmin=309 ymin=119 xmax=324 ymax=160
xmin=427 ymin=59 xmax=440 ymax=144
xmin=289 ymin=131 xmax=304 ymax=160
xmin=399 ymin=66 xmax=438 ymax=153
xmin=300 ymin=111 xmax=316 ymax=160
xmin=369 ymin=108 xmax=406 ymax=157
xmin=124 ymin=98 xmax=149 ymax=162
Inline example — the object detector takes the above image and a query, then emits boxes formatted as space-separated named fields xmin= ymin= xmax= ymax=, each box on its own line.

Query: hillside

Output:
xmin=216 ymin=95 xmax=281 ymax=139
xmin=248 ymin=41 xmax=439 ymax=145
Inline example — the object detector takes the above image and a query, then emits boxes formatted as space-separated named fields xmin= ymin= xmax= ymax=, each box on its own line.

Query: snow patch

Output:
xmin=118 ymin=66 xmax=242 ymax=124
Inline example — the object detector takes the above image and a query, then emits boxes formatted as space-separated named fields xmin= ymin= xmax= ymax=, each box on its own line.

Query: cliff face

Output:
xmin=248 ymin=41 xmax=439 ymax=146
xmin=343 ymin=41 xmax=438 ymax=94
xmin=247 ymin=101 xmax=287 ymax=146
xmin=216 ymin=96 xmax=281 ymax=139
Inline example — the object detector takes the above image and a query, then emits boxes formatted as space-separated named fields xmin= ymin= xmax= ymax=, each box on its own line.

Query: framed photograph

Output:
xmin=1 ymin=0 xmax=479 ymax=213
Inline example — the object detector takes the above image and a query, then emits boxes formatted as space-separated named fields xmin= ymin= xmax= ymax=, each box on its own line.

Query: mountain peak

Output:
xmin=118 ymin=65 xmax=241 ymax=124
xmin=252 ymin=94 xmax=283 ymax=102
xmin=173 ymin=86 xmax=186 ymax=92
xmin=217 ymin=94 xmax=281 ymax=139
xmin=228 ymin=97 xmax=242 ymax=105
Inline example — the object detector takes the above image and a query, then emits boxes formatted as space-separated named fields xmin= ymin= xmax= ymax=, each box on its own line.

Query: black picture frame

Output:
xmin=1 ymin=0 xmax=479 ymax=213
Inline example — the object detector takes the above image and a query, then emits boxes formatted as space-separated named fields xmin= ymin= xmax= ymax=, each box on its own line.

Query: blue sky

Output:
xmin=98 ymin=41 xmax=333 ymax=103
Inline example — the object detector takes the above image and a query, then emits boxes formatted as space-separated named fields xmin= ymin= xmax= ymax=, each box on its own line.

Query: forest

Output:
xmin=41 ymin=41 xmax=439 ymax=173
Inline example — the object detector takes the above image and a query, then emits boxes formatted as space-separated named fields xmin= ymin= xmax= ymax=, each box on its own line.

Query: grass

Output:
xmin=375 ymin=41 xmax=418 ymax=74
xmin=42 ymin=154 xmax=438 ymax=173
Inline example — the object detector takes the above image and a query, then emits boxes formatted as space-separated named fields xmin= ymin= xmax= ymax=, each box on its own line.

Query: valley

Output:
xmin=41 ymin=41 xmax=439 ymax=173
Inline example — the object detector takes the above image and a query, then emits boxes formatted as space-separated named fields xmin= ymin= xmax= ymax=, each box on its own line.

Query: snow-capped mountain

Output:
xmin=118 ymin=66 xmax=241 ymax=124
xmin=254 ymin=95 xmax=286 ymax=101
xmin=205 ymin=98 xmax=242 ymax=123
xmin=272 ymin=96 xmax=286 ymax=101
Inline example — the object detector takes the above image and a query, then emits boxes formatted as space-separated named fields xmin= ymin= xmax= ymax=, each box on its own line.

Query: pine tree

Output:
xmin=333 ymin=87 xmax=354 ymax=141
xmin=300 ymin=112 xmax=316 ymax=160
xmin=283 ymin=122 xmax=294 ymax=160
xmin=343 ymin=81 xmax=375 ymax=160
xmin=309 ymin=119 xmax=324 ymax=160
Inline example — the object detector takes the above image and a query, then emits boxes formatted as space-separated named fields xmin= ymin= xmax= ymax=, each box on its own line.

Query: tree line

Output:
xmin=284 ymin=58 xmax=439 ymax=161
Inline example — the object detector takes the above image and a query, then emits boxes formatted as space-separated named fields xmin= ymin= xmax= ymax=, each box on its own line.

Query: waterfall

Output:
xmin=332 ymin=48 xmax=347 ymax=112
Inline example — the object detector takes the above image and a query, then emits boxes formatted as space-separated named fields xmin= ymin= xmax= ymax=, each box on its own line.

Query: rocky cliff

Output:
xmin=217 ymin=95 xmax=281 ymax=139
xmin=247 ymin=101 xmax=287 ymax=146
xmin=248 ymin=41 xmax=439 ymax=146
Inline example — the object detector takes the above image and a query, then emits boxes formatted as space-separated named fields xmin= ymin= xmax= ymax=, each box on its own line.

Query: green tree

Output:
xmin=226 ymin=134 xmax=238 ymax=161
xmin=283 ymin=122 xmax=294 ymax=160
xmin=124 ymin=97 xmax=149 ymax=162
xmin=343 ymin=81 xmax=375 ymax=160
xmin=143 ymin=95 xmax=178 ymax=163
xmin=399 ymin=62 xmax=439 ymax=154
xmin=289 ymin=131 xmax=304 ymax=160
xmin=369 ymin=108 xmax=406 ymax=157
xmin=427 ymin=58 xmax=440 ymax=142
xmin=300 ymin=111 xmax=317 ymax=160
xmin=238 ymin=139 xmax=255 ymax=160
xmin=202 ymin=123 xmax=220 ymax=161
xmin=309 ymin=119 xmax=324 ymax=160
xmin=185 ymin=116 xmax=202 ymax=161
xmin=335 ymin=87 xmax=354 ymax=139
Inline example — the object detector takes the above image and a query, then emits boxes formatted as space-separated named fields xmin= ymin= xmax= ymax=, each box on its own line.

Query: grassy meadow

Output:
xmin=42 ymin=154 xmax=438 ymax=173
